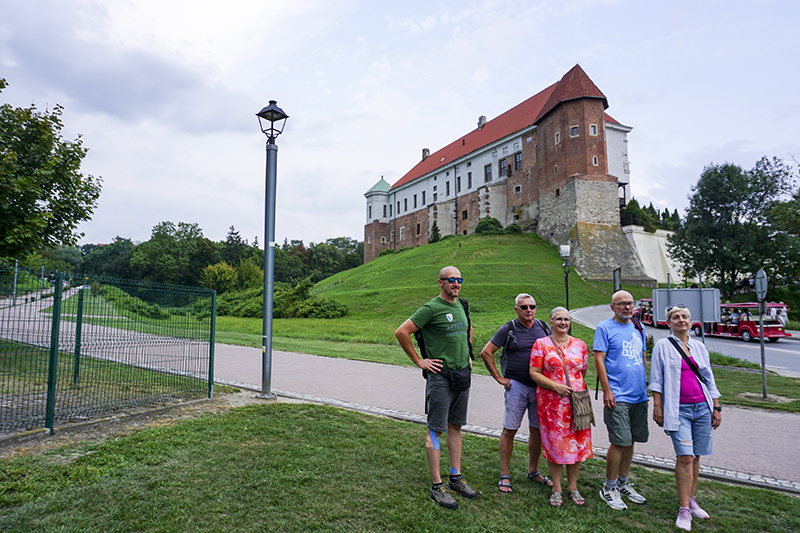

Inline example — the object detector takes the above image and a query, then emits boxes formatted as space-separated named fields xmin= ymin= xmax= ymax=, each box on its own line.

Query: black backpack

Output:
xmin=414 ymin=298 xmax=472 ymax=378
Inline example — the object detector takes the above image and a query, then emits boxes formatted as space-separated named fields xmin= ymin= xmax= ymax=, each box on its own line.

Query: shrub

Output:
xmin=474 ymin=217 xmax=505 ymax=235
xmin=378 ymin=249 xmax=395 ymax=257
xmin=505 ymin=223 xmax=522 ymax=234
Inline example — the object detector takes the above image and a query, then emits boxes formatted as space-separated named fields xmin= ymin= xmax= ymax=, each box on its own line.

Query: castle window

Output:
xmin=456 ymin=176 xmax=461 ymax=193
xmin=433 ymin=185 xmax=437 ymax=191
xmin=467 ymin=172 xmax=472 ymax=189
xmin=555 ymin=188 xmax=560 ymax=197
xmin=391 ymin=230 xmax=395 ymax=242
xmin=515 ymin=152 xmax=522 ymax=170
xmin=462 ymin=210 xmax=468 ymax=220
xmin=422 ymin=191 xmax=426 ymax=204
xmin=467 ymin=161 xmax=471 ymax=167
xmin=381 ymin=236 xmax=386 ymax=244
xmin=433 ymin=193 xmax=438 ymax=202
xmin=514 ymin=185 xmax=521 ymax=194
xmin=413 ymin=194 xmax=417 ymax=208
xmin=368 ymin=206 xmax=372 ymax=219
xmin=389 ymin=204 xmax=392 ymax=216
xmin=383 ymin=205 xmax=387 ymax=218
xmin=570 ymin=125 xmax=579 ymax=137
xmin=416 ymin=223 xmax=421 ymax=236
xmin=554 ymin=165 xmax=558 ymax=174
xmin=499 ymin=159 xmax=507 ymax=178
xmin=399 ymin=227 xmax=405 ymax=241
xmin=397 ymin=201 xmax=400 ymax=213
xmin=446 ymin=181 xmax=450 ymax=196
xmin=555 ymin=131 xmax=561 ymax=144
xmin=484 ymin=164 xmax=492 ymax=182
xmin=513 ymin=214 xmax=520 ymax=221
xmin=368 ymin=237 xmax=372 ymax=244
xmin=404 ymin=198 xmax=408 ymax=212
xmin=590 ymin=124 xmax=598 ymax=136
xmin=592 ymin=155 xmax=599 ymax=166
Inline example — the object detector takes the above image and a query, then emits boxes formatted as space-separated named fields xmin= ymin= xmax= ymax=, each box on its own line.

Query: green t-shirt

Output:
xmin=410 ymin=296 xmax=470 ymax=371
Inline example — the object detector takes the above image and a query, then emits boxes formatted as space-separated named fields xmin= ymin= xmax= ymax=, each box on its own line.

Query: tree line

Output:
xmin=7 ymin=223 xmax=363 ymax=294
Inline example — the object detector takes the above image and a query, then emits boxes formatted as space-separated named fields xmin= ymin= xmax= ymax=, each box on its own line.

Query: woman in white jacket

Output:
xmin=650 ymin=305 xmax=722 ymax=531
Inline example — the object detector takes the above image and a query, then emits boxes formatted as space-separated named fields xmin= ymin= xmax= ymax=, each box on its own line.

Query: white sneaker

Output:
xmin=599 ymin=486 xmax=627 ymax=510
xmin=676 ymin=506 xmax=692 ymax=531
xmin=689 ymin=497 xmax=710 ymax=519
xmin=618 ymin=482 xmax=646 ymax=504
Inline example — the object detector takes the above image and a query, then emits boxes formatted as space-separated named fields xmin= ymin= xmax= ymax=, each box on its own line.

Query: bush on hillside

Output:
xmin=378 ymin=249 xmax=395 ymax=257
xmin=215 ymin=278 xmax=348 ymax=319
xmin=475 ymin=217 xmax=521 ymax=236
xmin=505 ymin=223 xmax=522 ymax=234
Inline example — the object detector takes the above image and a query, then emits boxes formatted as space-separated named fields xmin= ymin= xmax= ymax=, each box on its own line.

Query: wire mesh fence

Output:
xmin=0 ymin=264 xmax=216 ymax=435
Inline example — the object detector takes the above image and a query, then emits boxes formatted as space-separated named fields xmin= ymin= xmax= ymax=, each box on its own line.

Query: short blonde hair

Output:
xmin=666 ymin=305 xmax=691 ymax=322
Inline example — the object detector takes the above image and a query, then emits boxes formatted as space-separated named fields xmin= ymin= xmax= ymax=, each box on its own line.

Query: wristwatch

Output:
xmin=713 ymin=405 xmax=722 ymax=412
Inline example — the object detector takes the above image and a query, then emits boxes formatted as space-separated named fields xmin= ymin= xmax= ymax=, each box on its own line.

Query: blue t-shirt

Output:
xmin=489 ymin=318 xmax=549 ymax=386
xmin=593 ymin=318 xmax=647 ymax=403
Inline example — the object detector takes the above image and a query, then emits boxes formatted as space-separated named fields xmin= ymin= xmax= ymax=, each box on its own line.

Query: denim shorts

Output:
xmin=667 ymin=402 xmax=713 ymax=457
xmin=503 ymin=379 xmax=539 ymax=431
xmin=426 ymin=372 xmax=469 ymax=433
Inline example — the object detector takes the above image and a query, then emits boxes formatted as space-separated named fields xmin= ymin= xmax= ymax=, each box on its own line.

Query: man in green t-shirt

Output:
xmin=395 ymin=266 xmax=477 ymax=509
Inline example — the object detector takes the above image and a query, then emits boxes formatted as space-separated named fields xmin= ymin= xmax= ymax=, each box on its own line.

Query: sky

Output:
xmin=1 ymin=0 xmax=798 ymax=248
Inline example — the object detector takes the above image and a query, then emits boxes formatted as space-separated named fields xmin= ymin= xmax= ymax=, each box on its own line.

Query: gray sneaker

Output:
xmin=430 ymin=484 xmax=458 ymax=509
xmin=449 ymin=476 xmax=478 ymax=499
xmin=619 ymin=483 xmax=646 ymax=504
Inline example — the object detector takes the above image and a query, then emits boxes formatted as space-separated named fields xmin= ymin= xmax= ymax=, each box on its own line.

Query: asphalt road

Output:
xmin=571 ymin=305 xmax=800 ymax=376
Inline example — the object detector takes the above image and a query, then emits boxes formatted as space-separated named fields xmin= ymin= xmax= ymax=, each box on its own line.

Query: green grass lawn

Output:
xmin=1 ymin=402 xmax=797 ymax=533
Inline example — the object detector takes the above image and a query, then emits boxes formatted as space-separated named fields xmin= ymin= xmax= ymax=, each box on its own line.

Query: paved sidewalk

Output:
xmin=212 ymin=342 xmax=800 ymax=494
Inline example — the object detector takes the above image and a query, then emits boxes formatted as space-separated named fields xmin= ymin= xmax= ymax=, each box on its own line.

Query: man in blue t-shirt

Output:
xmin=594 ymin=290 xmax=648 ymax=511
xmin=480 ymin=293 xmax=553 ymax=493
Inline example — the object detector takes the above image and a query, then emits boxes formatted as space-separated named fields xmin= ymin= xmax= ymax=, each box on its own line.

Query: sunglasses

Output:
xmin=440 ymin=277 xmax=463 ymax=284
xmin=517 ymin=304 xmax=536 ymax=310
xmin=667 ymin=304 xmax=688 ymax=312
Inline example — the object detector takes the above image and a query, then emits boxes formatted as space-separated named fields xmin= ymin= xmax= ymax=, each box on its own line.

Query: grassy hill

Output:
xmin=216 ymin=233 xmax=651 ymax=364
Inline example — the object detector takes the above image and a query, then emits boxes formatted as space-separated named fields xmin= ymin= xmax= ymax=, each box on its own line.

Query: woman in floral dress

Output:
xmin=530 ymin=307 xmax=593 ymax=507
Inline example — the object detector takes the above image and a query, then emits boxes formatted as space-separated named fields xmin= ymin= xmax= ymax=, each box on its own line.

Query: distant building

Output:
xmin=364 ymin=65 xmax=653 ymax=285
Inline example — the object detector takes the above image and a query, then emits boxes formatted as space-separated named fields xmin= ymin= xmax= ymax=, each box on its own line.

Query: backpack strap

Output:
xmin=502 ymin=320 xmax=517 ymax=353
xmin=458 ymin=298 xmax=474 ymax=360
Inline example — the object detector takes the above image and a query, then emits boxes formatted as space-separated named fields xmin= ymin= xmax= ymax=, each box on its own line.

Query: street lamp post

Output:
xmin=560 ymin=245 xmax=571 ymax=334
xmin=560 ymin=245 xmax=571 ymax=311
xmin=256 ymin=100 xmax=289 ymax=399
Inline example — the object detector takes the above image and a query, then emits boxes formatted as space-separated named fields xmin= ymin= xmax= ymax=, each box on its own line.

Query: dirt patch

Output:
xmin=736 ymin=392 xmax=796 ymax=404
xmin=0 ymin=389 xmax=289 ymax=459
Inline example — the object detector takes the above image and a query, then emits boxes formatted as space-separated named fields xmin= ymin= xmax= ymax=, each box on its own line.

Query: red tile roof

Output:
xmin=391 ymin=65 xmax=611 ymax=190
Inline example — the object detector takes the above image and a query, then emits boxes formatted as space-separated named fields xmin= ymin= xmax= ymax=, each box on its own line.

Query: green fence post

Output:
xmin=45 ymin=273 xmax=64 ymax=435
xmin=208 ymin=290 xmax=216 ymax=400
xmin=73 ymin=288 xmax=84 ymax=385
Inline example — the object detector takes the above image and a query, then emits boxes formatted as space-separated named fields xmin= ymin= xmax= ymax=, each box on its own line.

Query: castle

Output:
xmin=363 ymin=65 xmax=654 ymax=286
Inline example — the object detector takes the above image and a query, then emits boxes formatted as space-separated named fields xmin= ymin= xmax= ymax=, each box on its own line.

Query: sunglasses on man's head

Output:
xmin=667 ymin=304 xmax=688 ymax=312
xmin=440 ymin=277 xmax=463 ymax=284
xmin=517 ymin=304 xmax=536 ymax=310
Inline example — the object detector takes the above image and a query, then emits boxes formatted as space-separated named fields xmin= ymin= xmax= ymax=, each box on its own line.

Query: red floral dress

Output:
xmin=530 ymin=336 xmax=593 ymax=464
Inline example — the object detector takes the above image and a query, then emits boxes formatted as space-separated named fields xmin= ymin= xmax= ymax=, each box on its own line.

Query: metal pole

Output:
xmin=40 ymin=263 xmax=44 ymax=300
xmin=698 ymin=273 xmax=705 ymax=343
xmin=209 ymin=290 xmax=217 ymax=400
xmin=259 ymin=140 xmax=278 ymax=399
xmin=73 ymin=288 xmax=84 ymax=385
xmin=45 ymin=273 xmax=64 ymax=435
xmin=760 ymin=305 xmax=767 ymax=399
xmin=12 ymin=259 xmax=18 ymax=307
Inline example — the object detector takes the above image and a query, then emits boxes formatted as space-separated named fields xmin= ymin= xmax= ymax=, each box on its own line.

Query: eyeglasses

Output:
xmin=440 ymin=277 xmax=463 ymax=284
xmin=667 ymin=304 xmax=688 ymax=312
xmin=613 ymin=301 xmax=635 ymax=308
xmin=517 ymin=304 xmax=536 ymax=310
xmin=553 ymin=317 xmax=571 ymax=322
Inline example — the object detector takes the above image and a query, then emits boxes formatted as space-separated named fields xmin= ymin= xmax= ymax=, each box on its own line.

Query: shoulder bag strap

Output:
xmin=549 ymin=336 xmax=575 ymax=390
xmin=667 ymin=336 xmax=707 ymax=385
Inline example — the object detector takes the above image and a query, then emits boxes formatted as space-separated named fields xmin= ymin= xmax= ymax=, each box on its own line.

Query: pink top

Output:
xmin=679 ymin=355 xmax=706 ymax=403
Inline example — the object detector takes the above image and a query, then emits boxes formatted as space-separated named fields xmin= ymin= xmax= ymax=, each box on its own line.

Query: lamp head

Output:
xmin=257 ymin=100 xmax=289 ymax=142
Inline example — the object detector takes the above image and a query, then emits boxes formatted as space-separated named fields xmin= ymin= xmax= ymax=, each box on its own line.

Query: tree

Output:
xmin=0 ymin=78 xmax=102 ymax=258
xmin=130 ymin=221 xmax=220 ymax=286
xmin=429 ymin=221 xmax=441 ymax=243
xmin=220 ymin=225 xmax=248 ymax=266
xmin=82 ymin=237 xmax=135 ymax=279
xmin=199 ymin=262 xmax=238 ymax=294
xmin=667 ymin=157 xmax=796 ymax=297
